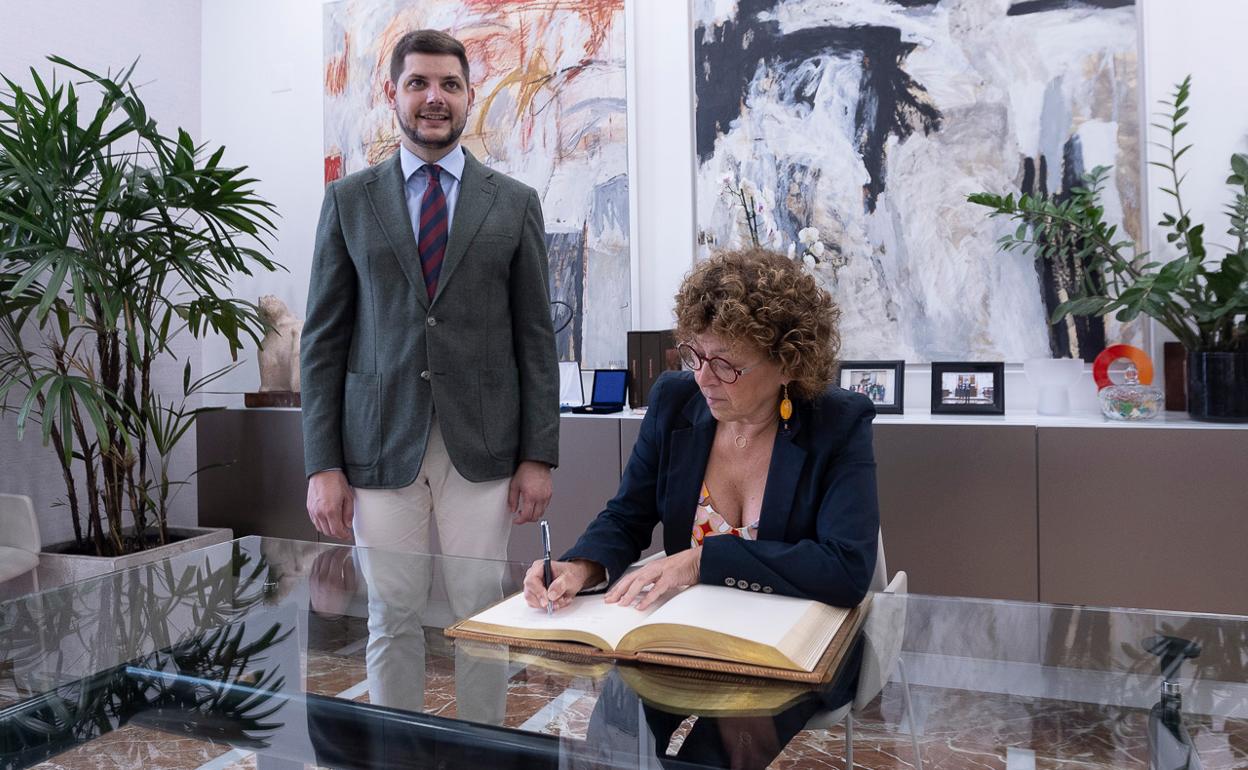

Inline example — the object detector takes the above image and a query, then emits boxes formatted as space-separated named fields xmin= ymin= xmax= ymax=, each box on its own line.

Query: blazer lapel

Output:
xmin=756 ymin=407 xmax=807 ymax=542
xmin=664 ymin=393 xmax=716 ymax=553
xmin=436 ymin=149 xmax=497 ymax=302
xmin=365 ymin=152 xmax=428 ymax=309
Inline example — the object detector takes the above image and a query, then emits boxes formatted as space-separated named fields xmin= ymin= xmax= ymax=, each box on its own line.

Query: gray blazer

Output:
xmin=301 ymin=149 xmax=559 ymax=487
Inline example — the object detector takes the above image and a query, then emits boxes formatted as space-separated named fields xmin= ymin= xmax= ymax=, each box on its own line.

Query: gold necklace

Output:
xmin=730 ymin=422 xmax=775 ymax=450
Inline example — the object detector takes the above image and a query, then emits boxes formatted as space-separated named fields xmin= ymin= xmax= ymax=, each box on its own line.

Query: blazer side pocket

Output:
xmin=479 ymin=367 xmax=520 ymax=462
xmin=342 ymin=371 xmax=382 ymax=468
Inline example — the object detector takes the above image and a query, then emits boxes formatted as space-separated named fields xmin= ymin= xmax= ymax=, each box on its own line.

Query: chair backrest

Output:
xmin=853 ymin=569 xmax=908 ymax=711
xmin=0 ymin=493 xmax=41 ymax=553
xmin=869 ymin=527 xmax=888 ymax=592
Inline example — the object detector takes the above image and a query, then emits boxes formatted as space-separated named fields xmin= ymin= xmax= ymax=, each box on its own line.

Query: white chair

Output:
xmin=806 ymin=532 xmax=923 ymax=769
xmin=0 ymin=493 xmax=41 ymax=587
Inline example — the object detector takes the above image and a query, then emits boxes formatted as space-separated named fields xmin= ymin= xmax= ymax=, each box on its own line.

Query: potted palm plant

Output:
xmin=0 ymin=57 xmax=281 ymax=574
xmin=969 ymin=77 xmax=1248 ymax=422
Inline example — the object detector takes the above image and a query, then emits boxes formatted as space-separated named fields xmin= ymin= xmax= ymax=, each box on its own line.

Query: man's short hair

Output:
xmin=389 ymin=29 xmax=470 ymax=85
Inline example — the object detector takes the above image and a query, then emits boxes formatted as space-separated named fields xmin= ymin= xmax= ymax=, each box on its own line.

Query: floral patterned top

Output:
xmin=691 ymin=483 xmax=758 ymax=547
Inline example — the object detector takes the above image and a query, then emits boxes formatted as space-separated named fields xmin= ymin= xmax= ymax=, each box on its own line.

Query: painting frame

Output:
xmin=838 ymin=360 xmax=905 ymax=415
xmin=930 ymin=362 xmax=1006 ymax=416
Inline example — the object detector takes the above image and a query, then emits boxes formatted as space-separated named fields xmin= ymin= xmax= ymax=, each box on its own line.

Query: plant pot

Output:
xmin=1186 ymin=350 xmax=1248 ymax=422
xmin=38 ymin=526 xmax=233 ymax=588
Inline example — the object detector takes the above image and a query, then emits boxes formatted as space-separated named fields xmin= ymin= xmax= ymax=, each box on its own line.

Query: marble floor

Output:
xmin=20 ymin=629 xmax=1248 ymax=770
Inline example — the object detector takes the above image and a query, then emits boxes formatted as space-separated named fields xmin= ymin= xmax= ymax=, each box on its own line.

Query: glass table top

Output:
xmin=1 ymin=536 xmax=1245 ymax=769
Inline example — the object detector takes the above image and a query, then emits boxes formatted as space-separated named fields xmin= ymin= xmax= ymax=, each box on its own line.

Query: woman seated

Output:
xmin=524 ymin=248 xmax=879 ymax=612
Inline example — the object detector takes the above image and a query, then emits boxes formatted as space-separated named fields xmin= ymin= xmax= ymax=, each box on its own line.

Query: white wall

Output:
xmin=1140 ymin=0 xmax=1248 ymax=339
xmin=199 ymin=0 xmax=325 ymax=396
xmin=631 ymin=0 xmax=698 ymax=329
xmin=0 ymin=0 xmax=203 ymax=547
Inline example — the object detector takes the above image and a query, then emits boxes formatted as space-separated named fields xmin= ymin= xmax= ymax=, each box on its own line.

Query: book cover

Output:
xmin=639 ymin=330 xmax=662 ymax=407
xmin=627 ymin=331 xmax=644 ymax=409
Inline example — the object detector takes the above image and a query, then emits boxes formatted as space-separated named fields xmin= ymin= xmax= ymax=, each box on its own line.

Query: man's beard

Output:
xmin=397 ymin=109 xmax=465 ymax=151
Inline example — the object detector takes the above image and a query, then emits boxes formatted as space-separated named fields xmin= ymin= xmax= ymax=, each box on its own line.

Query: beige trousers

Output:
xmin=352 ymin=417 xmax=512 ymax=722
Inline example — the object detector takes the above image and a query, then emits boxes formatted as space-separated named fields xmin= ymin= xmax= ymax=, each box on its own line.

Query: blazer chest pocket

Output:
xmin=342 ymin=371 xmax=381 ymax=467
xmin=473 ymin=227 xmax=519 ymax=249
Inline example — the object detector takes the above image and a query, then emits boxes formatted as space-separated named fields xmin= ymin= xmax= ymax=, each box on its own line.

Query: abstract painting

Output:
xmin=694 ymin=0 xmax=1141 ymax=362
xmin=324 ymin=0 xmax=630 ymax=367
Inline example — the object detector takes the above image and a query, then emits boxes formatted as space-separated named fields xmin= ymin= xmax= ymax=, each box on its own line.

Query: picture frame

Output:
xmin=838 ymin=360 xmax=905 ymax=414
xmin=930 ymin=362 xmax=1006 ymax=415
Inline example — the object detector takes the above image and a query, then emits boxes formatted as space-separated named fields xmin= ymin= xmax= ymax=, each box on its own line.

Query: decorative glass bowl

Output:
xmin=1098 ymin=364 xmax=1163 ymax=421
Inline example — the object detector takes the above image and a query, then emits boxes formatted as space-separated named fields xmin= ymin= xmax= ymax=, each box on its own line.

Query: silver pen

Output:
xmin=540 ymin=520 xmax=554 ymax=616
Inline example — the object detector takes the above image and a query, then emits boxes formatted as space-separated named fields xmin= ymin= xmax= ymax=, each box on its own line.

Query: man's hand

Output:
xmin=307 ymin=469 xmax=354 ymax=540
xmin=605 ymin=548 xmax=702 ymax=611
xmin=523 ymin=558 xmax=604 ymax=612
xmin=508 ymin=460 xmax=553 ymax=524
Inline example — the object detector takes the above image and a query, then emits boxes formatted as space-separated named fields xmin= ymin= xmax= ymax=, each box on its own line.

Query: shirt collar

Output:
xmin=400 ymin=143 xmax=465 ymax=184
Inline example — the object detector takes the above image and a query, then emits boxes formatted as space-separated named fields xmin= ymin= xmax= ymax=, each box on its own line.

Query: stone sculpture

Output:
xmin=257 ymin=294 xmax=304 ymax=393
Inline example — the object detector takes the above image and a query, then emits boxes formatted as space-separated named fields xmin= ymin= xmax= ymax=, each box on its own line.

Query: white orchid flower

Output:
xmin=810 ymin=240 xmax=826 ymax=257
xmin=787 ymin=242 xmax=796 ymax=259
xmin=798 ymin=227 xmax=819 ymax=245
xmin=802 ymin=254 xmax=817 ymax=270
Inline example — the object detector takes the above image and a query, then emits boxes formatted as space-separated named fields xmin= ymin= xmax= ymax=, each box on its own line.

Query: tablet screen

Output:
xmin=592 ymin=370 xmax=627 ymax=405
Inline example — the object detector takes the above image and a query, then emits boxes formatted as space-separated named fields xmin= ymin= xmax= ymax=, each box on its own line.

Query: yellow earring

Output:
xmin=779 ymin=383 xmax=793 ymax=430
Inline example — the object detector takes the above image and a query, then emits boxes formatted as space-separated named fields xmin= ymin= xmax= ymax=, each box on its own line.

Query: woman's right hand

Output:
xmin=523 ymin=558 xmax=603 ymax=612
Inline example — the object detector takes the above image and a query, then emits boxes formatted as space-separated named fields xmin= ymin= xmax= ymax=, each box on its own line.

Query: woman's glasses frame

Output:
xmin=676 ymin=342 xmax=758 ymax=384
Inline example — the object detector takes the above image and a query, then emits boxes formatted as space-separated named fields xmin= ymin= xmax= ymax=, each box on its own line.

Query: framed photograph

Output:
xmin=839 ymin=360 xmax=905 ymax=414
xmin=930 ymin=362 xmax=1006 ymax=415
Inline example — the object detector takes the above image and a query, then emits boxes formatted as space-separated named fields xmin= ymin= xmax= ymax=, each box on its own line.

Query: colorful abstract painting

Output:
xmin=694 ymin=0 xmax=1141 ymax=362
xmin=324 ymin=0 xmax=630 ymax=367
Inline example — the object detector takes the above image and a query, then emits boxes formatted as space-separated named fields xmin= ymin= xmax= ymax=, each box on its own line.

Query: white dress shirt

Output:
xmin=400 ymin=143 xmax=465 ymax=242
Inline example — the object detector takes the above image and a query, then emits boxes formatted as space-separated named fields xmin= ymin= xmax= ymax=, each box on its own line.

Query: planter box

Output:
xmin=38 ymin=527 xmax=234 ymax=589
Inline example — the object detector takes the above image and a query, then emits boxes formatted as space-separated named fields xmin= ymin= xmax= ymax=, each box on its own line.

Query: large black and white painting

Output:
xmin=694 ymin=0 xmax=1141 ymax=361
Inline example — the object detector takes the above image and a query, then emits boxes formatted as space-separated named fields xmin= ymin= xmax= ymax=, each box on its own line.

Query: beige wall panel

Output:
xmin=1038 ymin=427 xmax=1248 ymax=615
xmin=197 ymin=410 xmax=317 ymax=542
xmin=874 ymin=424 xmax=1039 ymax=601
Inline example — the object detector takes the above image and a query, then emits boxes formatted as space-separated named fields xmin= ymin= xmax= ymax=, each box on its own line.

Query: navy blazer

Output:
xmin=562 ymin=370 xmax=880 ymax=607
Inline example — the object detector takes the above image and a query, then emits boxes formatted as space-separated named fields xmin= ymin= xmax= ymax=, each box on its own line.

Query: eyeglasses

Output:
xmin=676 ymin=343 xmax=758 ymax=384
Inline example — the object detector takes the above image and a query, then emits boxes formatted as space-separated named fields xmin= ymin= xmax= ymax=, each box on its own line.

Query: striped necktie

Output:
xmin=418 ymin=163 xmax=447 ymax=299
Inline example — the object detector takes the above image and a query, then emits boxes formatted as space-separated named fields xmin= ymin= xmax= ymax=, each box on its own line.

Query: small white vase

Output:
xmin=1024 ymin=358 xmax=1084 ymax=416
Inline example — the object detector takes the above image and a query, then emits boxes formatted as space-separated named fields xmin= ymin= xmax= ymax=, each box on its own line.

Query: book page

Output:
xmin=462 ymin=591 xmax=666 ymax=651
xmin=641 ymin=585 xmax=808 ymax=647
xmin=631 ymin=584 xmax=849 ymax=670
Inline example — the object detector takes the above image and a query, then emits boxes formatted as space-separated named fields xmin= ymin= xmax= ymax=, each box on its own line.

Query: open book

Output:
xmin=447 ymin=584 xmax=868 ymax=684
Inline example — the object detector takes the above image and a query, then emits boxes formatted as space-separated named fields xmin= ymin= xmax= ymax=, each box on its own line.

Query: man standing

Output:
xmin=301 ymin=29 xmax=559 ymax=715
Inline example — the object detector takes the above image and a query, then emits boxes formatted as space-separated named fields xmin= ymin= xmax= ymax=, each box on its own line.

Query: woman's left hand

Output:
xmin=605 ymin=548 xmax=702 ymax=611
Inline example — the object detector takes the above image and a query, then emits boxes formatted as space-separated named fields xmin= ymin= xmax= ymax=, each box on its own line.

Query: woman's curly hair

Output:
xmin=673 ymin=248 xmax=841 ymax=401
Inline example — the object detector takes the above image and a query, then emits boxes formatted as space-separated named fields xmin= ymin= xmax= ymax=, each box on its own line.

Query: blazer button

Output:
xmin=750 ymin=583 xmax=760 ymax=591
xmin=762 ymin=586 xmax=773 ymax=593
xmin=736 ymin=579 xmax=748 ymax=589
xmin=724 ymin=578 xmax=734 ymax=587
xmin=426 ymin=316 xmax=437 ymax=327
xmin=420 ymin=370 xmax=431 ymax=381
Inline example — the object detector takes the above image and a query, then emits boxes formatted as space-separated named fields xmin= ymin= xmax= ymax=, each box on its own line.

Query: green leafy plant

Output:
xmin=0 ymin=57 xmax=280 ymax=556
xmin=968 ymin=76 xmax=1248 ymax=353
